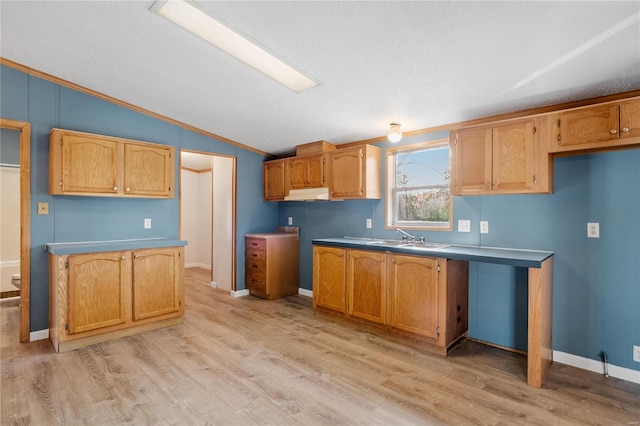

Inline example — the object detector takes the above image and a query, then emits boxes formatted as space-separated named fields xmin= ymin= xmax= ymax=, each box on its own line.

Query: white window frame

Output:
xmin=385 ymin=138 xmax=452 ymax=231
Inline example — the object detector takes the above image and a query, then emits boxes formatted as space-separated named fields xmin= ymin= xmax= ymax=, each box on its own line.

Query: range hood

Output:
xmin=284 ymin=187 xmax=330 ymax=201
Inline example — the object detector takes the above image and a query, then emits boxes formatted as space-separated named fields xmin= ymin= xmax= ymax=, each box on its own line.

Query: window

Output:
xmin=386 ymin=139 xmax=451 ymax=230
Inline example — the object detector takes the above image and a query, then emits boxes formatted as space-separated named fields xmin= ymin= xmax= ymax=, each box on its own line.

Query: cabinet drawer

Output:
xmin=246 ymin=248 xmax=266 ymax=262
xmin=246 ymin=238 xmax=266 ymax=251
xmin=246 ymin=259 xmax=265 ymax=273
xmin=246 ymin=271 xmax=267 ymax=293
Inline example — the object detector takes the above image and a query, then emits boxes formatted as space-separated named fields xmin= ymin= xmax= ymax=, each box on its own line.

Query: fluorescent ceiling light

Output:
xmin=150 ymin=0 xmax=319 ymax=93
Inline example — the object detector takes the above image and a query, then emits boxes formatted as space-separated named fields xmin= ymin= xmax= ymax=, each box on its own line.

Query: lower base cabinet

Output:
xmin=313 ymin=245 xmax=469 ymax=352
xmin=49 ymin=246 xmax=184 ymax=352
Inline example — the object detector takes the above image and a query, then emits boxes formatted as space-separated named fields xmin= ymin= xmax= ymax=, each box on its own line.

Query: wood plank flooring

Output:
xmin=1 ymin=267 xmax=639 ymax=425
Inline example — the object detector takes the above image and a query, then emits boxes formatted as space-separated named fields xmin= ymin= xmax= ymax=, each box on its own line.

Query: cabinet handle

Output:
xmin=251 ymin=254 xmax=257 ymax=257
xmin=113 ymin=186 xmax=118 ymax=191
xmin=610 ymin=129 xmax=617 ymax=134
xmin=622 ymin=127 xmax=629 ymax=133
xmin=126 ymin=187 xmax=131 ymax=192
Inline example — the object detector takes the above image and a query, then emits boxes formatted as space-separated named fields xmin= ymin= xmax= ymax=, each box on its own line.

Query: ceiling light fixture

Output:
xmin=388 ymin=123 xmax=402 ymax=143
xmin=150 ymin=0 xmax=319 ymax=93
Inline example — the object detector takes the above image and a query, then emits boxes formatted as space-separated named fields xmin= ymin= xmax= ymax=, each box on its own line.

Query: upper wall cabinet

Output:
xmin=329 ymin=145 xmax=381 ymax=199
xmin=263 ymin=158 xmax=289 ymax=201
xmin=549 ymin=98 xmax=640 ymax=153
xmin=49 ymin=129 xmax=174 ymax=198
xmin=289 ymin=154 xmax=326 ymax=189
xmin=451 ymin=118 xmax=552 ymax=195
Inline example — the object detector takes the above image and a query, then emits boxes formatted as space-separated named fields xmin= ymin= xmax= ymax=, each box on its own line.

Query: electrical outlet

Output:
xmin=587 ymin=222 xmax=599 ymax=238
xmin=366 ymin=218 xmax=372 ymax=229
xmin=480 ymin=221 xmax=489 ymax=234
xmin=458 ymin=220 xmax=471 ymax=233
xmin=144 ymin=218 xmax=151 ymax=229
xmin=37 ymin=202 xmax=49 ymax=215
xmin=633 ymin=345 xmax=640 ymax=363
xmin=288 ymin=217 xmax=293 ymax=225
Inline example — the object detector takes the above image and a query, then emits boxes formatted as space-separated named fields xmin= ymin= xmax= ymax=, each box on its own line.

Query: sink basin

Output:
xmin=365 ymin=240 xmax=450 ymax=250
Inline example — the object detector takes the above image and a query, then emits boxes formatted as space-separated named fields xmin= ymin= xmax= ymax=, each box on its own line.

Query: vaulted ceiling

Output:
xmin=2 ymin=1 xmax=639 ymax=155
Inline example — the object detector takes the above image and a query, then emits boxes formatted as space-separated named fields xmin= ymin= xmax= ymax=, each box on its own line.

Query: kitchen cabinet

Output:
xmin=347 ymin=249 xmax=386 ymax=324
xmin=289 ymin=154 xmax=326 ymax=189
xmin=49 ymin=128 xmax=174 ymax=198
xmin=312 ymin=246 xmax=347 ymax=313
xmin=132 ymin=248 xmax=182 ymax=320
xmin=313 ymin=245 xmax=468 ymax=351
xmin=452 ymin=119 xmax=551 ymax=195
xmin=388 ymin=254 xmax=468 ymax=348
xmin=329 ymin=145 xmax=381 ymax=199
xmin=49 ymin=246 xmax=184 ymax=352
xmin=245 ymin=233 xmax=299 ymax=300
xmin=549 ymin=98 xmax=640 ymax=153
xmin=263 ymin=158 xmax=289 ymax=201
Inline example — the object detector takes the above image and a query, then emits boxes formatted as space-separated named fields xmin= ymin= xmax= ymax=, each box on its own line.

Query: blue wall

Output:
xmin=278 ymin=132 xmax=640 ymax=371
xmin=1 ymin=65 xmax=278 ymax=332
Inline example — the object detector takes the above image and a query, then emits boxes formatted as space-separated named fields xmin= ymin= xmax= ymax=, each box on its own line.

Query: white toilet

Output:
xmin=11 ymin=273 xmax=20 ymax=289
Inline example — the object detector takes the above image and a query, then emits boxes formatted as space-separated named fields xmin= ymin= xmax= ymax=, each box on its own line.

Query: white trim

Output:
xmin=30 ymin=329 xmax=49 ymax=342
xmin=0 ymin=260 xmax=20 ymax=267
xmin=298 ymin=288 xmax=313 ymax=298
xmin=210 ymin=281 xmax=217 ymax=289
xmin=231 ymin=289 xmax=249 ymax=298
xmin=553 ymin=350 xmax=640 ymax=384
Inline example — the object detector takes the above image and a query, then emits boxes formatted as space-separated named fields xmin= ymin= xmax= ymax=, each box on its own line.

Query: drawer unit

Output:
xmin=244 ymin=233 xmax=299 ymax=300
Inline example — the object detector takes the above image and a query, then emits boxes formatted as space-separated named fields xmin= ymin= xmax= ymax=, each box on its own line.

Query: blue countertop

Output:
xmin=312 ymin=238 xmax=553 ymax=268
xmin=45 ymin=238 xmax=187 ymax=255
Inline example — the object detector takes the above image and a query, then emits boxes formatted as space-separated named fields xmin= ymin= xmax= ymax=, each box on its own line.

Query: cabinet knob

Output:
xmin=113 ymin=186 xmax=118 ymax=191
xmin=126 ymin=187 xmax=131 ymax=192
xmin=622 ymin=127 xmax=629 ymax=133
xmin=121 ymin=255 xmax=126 ymax=260
xmin=610 ymin=129 xmax=617 ymax=134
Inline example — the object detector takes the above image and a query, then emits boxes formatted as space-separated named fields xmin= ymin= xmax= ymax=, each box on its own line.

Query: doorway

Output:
xmin=0 ymin=118 xmax=31 ymax=342
xmin=180 ymin=150 xmax=236 ymax=291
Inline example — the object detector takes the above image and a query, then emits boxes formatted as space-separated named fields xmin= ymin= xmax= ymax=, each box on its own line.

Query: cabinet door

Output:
xmin=558 ymin=104 xmax=619 ymax=146
xmin=263 ymin=160 xmax=287 ymax=200
xmin=388 ymin=254 xmax=439 ymax=339
xmin=347 ymin=250 xmax=386 ymax=324
xmin=620 ymin=98 xmax=640 ymax=139
xmin=454 ymin=127 xmax=492 ymax=195
xmin=61 ymin=133 xmax=120 ymax=195
xmin=132 ymin=248 xmax=182 ymax=320
xmin=313 ymin=246 xmax=346 ymax=313
xmin=124 ymin=143 xmax=174 ymax=197
xmin=289 ymin=157 xmax=308 ymax=189
xmin=330 ymin=147 xmax=364 ymax=198
xmin=306 ymin=155 xmax=325 ymax=187
xmin=290 ymin=155 xmax=324 ymax=188
xmin=68 ymin=251 xmax=129 ymax=334
xmin=492 ymin=120 xmax=534 ymax=191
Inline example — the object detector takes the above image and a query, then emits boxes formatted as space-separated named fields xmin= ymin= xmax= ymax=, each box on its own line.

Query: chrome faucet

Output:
xmin=396 ymin=228 xmax=415 ymax=242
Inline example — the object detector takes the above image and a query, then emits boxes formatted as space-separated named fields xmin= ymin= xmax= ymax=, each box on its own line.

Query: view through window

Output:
xmin=386 ymin=139 xmax=451 ymax=229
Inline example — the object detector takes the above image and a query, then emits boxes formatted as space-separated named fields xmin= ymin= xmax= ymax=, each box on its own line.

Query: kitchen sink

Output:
xmin=365 ymin=240 xmax=450 ymax=250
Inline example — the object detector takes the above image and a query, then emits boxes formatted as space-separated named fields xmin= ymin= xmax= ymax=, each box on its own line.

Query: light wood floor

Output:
xmin=1 ymin=267 xmax=639 ymax=425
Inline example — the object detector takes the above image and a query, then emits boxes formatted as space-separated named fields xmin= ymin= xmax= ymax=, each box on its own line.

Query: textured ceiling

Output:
xmin=1 ymin=1 xmax=639 ymax=156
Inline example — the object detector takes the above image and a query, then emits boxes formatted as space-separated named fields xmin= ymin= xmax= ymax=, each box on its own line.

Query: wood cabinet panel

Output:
xmin=124 ymin=143 xmax=173 ymax=197
xmin=49 ymin=128 xmax=175 ymax=198
xmin=329 ymin=145 xmax=381 ymax=199
xmin=454 ymin=127 xmax=492 ymax=194
xmin=388 ymin=254 xmax=439 ymax=339
xmin=313 ymin=246 xmax=346 ymax=313
xmin=492 ymin=121 xmax=534 ymax=191
xmin=620 ymin=98 xmax=640 ymax=139
xmin=347 ymin=250 xmax=386 ymax=324
xmin=68 ymin=251 xmax=128 ymax=334
xmin=132 ymin=248 xmax=182 ymax=320
xmin=263 ymin=159 xmax=288 ymax=201
xmin=558 ymin=104 xmax=619 ymax=146
xmin=289 ymin=154 xmax=325 ymax=189
xmin=60 ymin=133 xmax=120 ymax=195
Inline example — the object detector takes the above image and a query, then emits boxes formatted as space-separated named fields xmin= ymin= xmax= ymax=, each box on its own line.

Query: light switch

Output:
xmin=458 ymin=220 xmax=471 ymax=232
xmin=366 ymin=218 xmax=372 ymax=229
xmin=37 ymin=202 xmax=49 ymax=215
xmin=288 ymin=217 xmax=293 ymax=225
xmin=144 ymin=218 xmax=151 ymax=229
xmin=480 ymin=221 xmax=489 ymax=234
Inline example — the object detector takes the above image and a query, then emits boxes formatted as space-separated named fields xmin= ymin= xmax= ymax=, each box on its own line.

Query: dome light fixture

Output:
xmin=387 ymin=123 xmax=402 ymax=143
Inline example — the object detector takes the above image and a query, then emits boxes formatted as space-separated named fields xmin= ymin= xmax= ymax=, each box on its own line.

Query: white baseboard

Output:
xmin=231 ymin=289 xmax=249 ymax=298
xmin=553 ymin=350 xmax=640 ymax=384
xmin=30 ymin=329 xmax=49 ymax=342
xmin=185 ymin=263 xmax=211 ymax=270
xmin=298 ymin=288 xmax=313 ymax=298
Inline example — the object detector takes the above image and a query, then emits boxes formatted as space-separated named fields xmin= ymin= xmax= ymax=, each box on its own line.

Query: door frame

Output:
xmin=1 ymin=118 xmax=31 ymax=342
xmin=179 ymin=149 xmax=237 ymax=291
